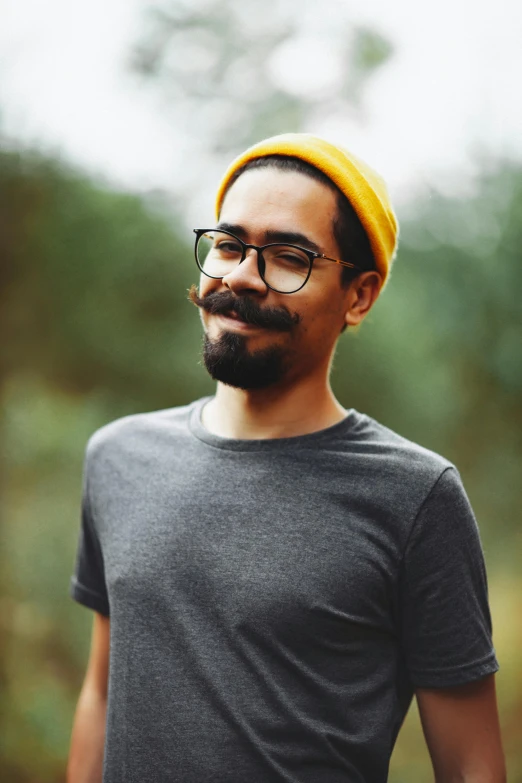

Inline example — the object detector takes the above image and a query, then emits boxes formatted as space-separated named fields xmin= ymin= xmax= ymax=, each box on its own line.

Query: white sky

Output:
xmin=1 ymin=0 xmax=521 ymax=216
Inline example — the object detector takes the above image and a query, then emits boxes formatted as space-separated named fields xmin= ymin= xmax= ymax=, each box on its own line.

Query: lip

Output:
xmin=215 ymin=313 xmax=264 ymax=331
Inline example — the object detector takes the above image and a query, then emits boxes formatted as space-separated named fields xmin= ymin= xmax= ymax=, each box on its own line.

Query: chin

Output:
xmin=202 ymin=332 xmax=287 ymax=390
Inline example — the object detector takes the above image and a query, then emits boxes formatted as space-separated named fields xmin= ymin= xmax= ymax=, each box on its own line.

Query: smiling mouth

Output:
xmin=222 ymin=310 xmax=254 ymax=324
xmin=218 ymin=311 xmax=264 ymax=329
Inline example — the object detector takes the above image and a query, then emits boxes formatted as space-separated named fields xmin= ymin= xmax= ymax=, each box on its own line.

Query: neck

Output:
xmin=201 ymin=373 xmax=347 ymax=440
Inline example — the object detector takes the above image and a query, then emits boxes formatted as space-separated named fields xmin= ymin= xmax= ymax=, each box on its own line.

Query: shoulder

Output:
xmin=349 ymin=410 xmax=454 ymax=474
xmin=354 ymin=415 xmax=478 ymax=537
xmin=85 ymin=399 xmax=202 ymax=468
xmin=347 ymin=410 xmax=455 ymax=490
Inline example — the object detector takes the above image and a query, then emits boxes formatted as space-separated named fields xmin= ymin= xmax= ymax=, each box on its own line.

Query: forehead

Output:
xmin=219 ymin=167 xmax=338 ymax=244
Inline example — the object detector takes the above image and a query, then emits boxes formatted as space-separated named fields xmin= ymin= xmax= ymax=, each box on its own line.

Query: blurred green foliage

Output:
xmin=131 ymin=0 xmax=393 ymax=163
xmin=0 ymin=150 xmax=211 ymax=408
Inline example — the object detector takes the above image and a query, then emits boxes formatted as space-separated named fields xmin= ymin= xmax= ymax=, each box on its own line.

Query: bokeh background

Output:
xmin=1 ymin=0 xmax=521 ymax=780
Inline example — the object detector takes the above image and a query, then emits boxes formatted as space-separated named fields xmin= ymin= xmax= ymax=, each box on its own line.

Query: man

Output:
xmin=68 ymin=133 xmax=505 ymax=783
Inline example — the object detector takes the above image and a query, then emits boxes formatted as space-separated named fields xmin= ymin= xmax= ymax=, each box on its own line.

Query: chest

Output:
xmin=95 ymin=453 xmax=403 ymax=642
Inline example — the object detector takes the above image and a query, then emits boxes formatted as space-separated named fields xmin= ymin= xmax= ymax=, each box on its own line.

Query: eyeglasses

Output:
xmin=193 ymin=228 xmax=361 ymax=294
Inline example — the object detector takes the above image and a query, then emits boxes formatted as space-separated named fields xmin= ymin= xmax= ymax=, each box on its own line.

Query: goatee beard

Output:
xmin=202 ymin=331 xmax=286 ymax=390
xmin=188 ymin=285 xmax=299 ymax=390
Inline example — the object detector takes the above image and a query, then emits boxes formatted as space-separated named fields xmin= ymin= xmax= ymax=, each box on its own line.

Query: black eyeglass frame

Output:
xmin=193 ymin=228 xmax=361 ymax=294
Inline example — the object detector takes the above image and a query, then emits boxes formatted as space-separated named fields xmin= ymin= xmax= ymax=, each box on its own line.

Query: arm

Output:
xmin=67 ymin=613 xmax=110 ymax=783
xmin=416 ymin=674 xmax=506 ymax=783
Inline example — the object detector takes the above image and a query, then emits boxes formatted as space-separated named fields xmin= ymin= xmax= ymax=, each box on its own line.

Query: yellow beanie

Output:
xmin=215 ymin=133 xmax=399 ymax=288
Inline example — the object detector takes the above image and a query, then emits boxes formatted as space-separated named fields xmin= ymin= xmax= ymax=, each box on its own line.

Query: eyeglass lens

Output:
xmin=196 ymin=231 xmax=311 ymax=293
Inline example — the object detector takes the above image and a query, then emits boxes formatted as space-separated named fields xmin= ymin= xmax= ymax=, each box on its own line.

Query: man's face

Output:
xmin=195 ymin=167 xmax=357 ymax=390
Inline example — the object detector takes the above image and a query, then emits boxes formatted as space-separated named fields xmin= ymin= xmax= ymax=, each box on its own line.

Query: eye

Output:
xmin=272 ymin=250 xmax=309 ymax=268
xmin=215 ymin=239 xmax=243 ymax=255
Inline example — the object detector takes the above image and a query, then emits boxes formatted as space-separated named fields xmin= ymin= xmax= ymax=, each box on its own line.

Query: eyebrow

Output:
xmin=216 ymin=222 xmax=322 ymax=255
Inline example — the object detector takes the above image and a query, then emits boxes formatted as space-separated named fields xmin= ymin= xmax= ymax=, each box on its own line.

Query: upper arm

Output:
xmin=70 ymin=439 xmax=110 ymax=617
xmin=401 ymin=467 xmax=497 ymax=688
xmin=416 ymin=675 xmax=506 ymax=782
xmin=83 ymin=612 xmax=110 ymax=700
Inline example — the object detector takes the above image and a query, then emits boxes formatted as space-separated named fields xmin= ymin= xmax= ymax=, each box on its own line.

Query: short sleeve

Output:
xmin=70 ymin=450 xmax=110 ymax=617
xmin=400 ymin=466 xmax=498 ymax=688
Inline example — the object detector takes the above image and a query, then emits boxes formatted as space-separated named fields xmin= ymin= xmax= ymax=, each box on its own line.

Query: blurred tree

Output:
xmin=130 ymin=0 xmax=393 ymax=167
xmin=0 ymin=149 xmax=208 ymax=408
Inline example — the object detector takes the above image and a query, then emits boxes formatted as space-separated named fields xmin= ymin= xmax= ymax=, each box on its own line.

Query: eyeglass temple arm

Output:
xmin=318 ymin=254 xmax=360 ymax=270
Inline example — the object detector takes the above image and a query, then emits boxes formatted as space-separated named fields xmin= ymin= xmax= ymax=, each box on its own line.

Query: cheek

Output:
xmin=296 ymin=293 xmax=346 ymax=343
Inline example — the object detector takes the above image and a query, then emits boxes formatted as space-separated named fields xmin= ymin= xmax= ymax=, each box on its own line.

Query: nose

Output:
xmin=221 ymin=247 xmax=268 ymax=296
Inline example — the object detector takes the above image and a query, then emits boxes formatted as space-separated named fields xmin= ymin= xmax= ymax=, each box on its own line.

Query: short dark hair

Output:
xmin=222 ymin=155 xmax=376 ymax=286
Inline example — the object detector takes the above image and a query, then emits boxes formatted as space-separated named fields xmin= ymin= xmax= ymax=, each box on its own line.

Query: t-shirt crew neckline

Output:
xmin=188 ymin=396 xmax=359 ymax=452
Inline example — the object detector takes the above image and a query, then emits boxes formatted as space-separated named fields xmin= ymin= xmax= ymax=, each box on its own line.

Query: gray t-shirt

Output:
xmin=71 ymin=397 xmax=498 ymax=783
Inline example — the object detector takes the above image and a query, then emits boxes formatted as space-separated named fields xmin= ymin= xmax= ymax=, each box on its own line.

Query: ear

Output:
xmin=343 ymin=271 xmax=383 ymax=328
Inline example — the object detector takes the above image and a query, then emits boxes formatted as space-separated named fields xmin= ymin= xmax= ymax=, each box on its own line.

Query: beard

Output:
xmin=188 ymin=285 xmax=299 ymax=390
xmin=202 ymin=330 xmax=287 ymax=390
